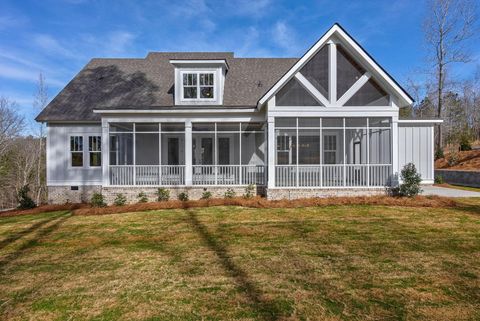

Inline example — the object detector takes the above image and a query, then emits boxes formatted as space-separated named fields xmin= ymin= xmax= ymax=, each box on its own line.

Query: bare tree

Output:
xmin=33 ymin=73 xmax=48 ymax=204
xmin=0 ymin=97 xmax=24 ymax=159
xmin=424 ymin=0 xmax=476 ymax=150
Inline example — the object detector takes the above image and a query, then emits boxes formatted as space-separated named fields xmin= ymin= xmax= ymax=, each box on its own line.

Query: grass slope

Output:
xmin=1 ymin=200 xmax=479 ymax=320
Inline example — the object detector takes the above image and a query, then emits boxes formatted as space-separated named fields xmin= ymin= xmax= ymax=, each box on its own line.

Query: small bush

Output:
xmin=201 ymin=189 xmax=212 ymax=200
xmin=447 ymin=152 xmax=459 ymax=166
xmin=91 ymin=192 xmax=106 ymax=207
xmin=434 ymin=148 xmax=444 ymax=160
xmin=243 ymin=184 xmax=255 ymax=199
xmin=178 ymin=192 xmax=189 ymax=201
xmin=137 ymin=192 xmax=148 ymax=203
xmin=434 ymin=175 xmax=444 ymax=184
xmin=224 ymin=188 xmax=236 ymax=199
xmin=114 ymin=194 xmax=127 ymax=206
xmin=398 ymin=163 xmax=422 ymax=197
xmin=17 ymin=185 xmax=36 ymax=209
xmin=459 ymin=133 xmax=472 ymax=151
xmin=156 ymin=188 xmax=170 ymax=202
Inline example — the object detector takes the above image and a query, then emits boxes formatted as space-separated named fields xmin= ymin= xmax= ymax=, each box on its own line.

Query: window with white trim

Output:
xmin=89 ymin=136 xmax=101 ymax=167
xmin=70 ymin=136 xmax=83 ymax=167
xmin=182 ymin=72 xmax=214 ymax=100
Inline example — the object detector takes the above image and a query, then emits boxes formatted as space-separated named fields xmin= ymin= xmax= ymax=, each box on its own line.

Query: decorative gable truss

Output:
xmin=260 ymin=24 xmax=413 ymax=109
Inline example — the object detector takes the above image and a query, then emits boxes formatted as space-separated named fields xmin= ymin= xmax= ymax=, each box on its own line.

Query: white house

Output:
xmin=36 ymin=24 xmax=441 ymax=203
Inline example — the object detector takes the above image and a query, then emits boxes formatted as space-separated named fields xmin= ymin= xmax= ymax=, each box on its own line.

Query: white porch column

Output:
xmin=267 ymin=116 xmax=275 ymax=188
xmin=392 ymin=115 xmax=399 ymax=186
xmin=101 ymin=119 xmax=109 ymax=186
xmin=185 ymin=120 xmax=193 ymax=186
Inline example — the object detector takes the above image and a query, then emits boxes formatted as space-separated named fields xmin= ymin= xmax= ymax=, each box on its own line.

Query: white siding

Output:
xmin=398 ymin=124 xmax=434 ymax=183
xmin=47 ymin=124 xmax=102 ymax=186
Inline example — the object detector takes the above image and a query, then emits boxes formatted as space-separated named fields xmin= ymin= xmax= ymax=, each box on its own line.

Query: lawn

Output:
xmin=1 ymin=200 xmax=479 ymax=321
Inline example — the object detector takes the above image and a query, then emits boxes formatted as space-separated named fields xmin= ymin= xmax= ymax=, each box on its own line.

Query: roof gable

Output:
xmin=258 ymin=23 xmax=413 ymax=108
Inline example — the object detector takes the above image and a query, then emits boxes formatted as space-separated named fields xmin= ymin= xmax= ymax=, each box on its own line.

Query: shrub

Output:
xmin=243 ymin=184 xmax=255 ymax=199
xmin=17 ymin=185 xmax=36 ymax=209
xmin=398 ymin=163 xmax=422 ymax=197
xmin=156 ymin=188 xmax=170 ymax=202
xmin=90 ymin=192 xmax=106 ymax=207
xmin=447 ymin=152 xmax=459 ymax=166
xmin=137 ymin=192 xmax=148 ymax=203
xmin=459 ymin=132 xmax=472 ymax=151
xmin=224 ymin=188 xmax=236 ymax=199
xmin=201 ymin=189 xmax=212 ymax=200
xmin=113 ymin=193 xmax=127 ymax=206
xmin=178 ymin=192 xmax=189 ymax=201
xmin=434 ymin=148 xmax=444 ymax=160
xmin=434 ymin=175 xmax=444 ymax=184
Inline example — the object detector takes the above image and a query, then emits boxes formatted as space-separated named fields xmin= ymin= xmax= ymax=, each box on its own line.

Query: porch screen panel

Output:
xmin=337 ymin=45 xmax=365 ymax=98
xmin=369 ymin=128 xmax=391 ymax=164
xmin=345 ymin=78 xmax=389 ymax=106
xmin=241 ymin=132 xmax=265 ymax=165
xmin=345 ymin=129 xmax=367 ymax=164
xmin=161 ymin=134 xmax=185 ymax=165
xmin=298 ymin=129 xmax=320 ymax=164
xmin=276 ymin=78 xmax=321 ymax=106
xmin=135 ymin=133 xmax=159 ymax=165
xmin=276 ymin=129 xmax=297 ymax=165
xmin=217 ymin=133 xmax=239 ymax=165
xmin=109 ymin=133 xmax=133 ymax=165
xmin=300 ymin=45 xmax=329 ymax=97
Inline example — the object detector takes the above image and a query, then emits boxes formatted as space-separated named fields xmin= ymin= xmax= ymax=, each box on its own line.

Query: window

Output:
xmin=70 ymin=136 xmax=83 ymax=167
xmin=89 ymin=136 xmax=101 ymax=167
xmin=182 ymin=72 xmax=214 ymax=100
xmin=323 ymin=135 xmax=337 ymax=164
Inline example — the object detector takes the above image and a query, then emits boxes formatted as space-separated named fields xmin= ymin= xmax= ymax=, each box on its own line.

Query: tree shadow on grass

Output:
xmin=184 ymin=209 xmax=286 ymax=321
xmin=0 ymin=213 xmax=66 ymax=251
xmin=0 ymin=213 xmax=70 ymax=271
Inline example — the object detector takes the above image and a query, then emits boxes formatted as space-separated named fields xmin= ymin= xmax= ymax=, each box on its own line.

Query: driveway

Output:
xmin=421 ymin=185 xmax=480 ymax=197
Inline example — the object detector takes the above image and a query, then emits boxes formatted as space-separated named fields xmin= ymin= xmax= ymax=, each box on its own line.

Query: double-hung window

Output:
xmin=182 ymin=72 xmax=215 ymax=100
xmin=70 ymin=136 xmax=83 ymax=167
xmin=89 ymin=136 xmax=101 ymax=167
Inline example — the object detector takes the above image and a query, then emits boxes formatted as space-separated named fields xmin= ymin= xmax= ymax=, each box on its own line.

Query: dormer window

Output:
xmin=182 ymin=72 xmax=215 ymax=100
xmin=171 ymin=59 xmax=227 ymax=106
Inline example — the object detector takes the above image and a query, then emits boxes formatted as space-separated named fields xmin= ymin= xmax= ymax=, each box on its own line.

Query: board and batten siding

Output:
xmin=398 ymin=124 xmax=434 ymax=183
xmin=47 ymin=124 xmax=103 ymax=186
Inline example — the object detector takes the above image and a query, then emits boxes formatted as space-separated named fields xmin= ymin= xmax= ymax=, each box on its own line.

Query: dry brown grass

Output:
xmin=435 ymin=149 xmax=480 ymax=171
xmin=1 ymin=199 xmax=479 ymax=320
xmin=71 ymin=195 xmax=458 ymax=216
xmin=0 ymin=203 xmax=88 ymax=218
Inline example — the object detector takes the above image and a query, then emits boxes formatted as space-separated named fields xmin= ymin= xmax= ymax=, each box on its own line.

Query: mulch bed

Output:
xmin=0 ymin=196 xmax=458 ymax=218
xmin=72 ymin=195 xmax=457 ymax=216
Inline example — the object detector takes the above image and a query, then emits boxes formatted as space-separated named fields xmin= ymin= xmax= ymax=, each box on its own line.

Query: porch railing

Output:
xmin=109 ymin=165 xmax=185 ymax=186
xmin=275 ymin=164 xmax=392 ymax=187
xmin=192 ymin=165 xmax=266 ymax=186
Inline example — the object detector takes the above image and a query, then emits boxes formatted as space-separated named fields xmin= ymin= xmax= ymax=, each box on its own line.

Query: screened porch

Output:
xmin=108 ymin=122 xmax=266 ymax=186
xmin=274 ymin=117 xmax=393 ymax=188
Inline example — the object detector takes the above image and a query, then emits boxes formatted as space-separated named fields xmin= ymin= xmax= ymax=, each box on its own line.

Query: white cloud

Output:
xmin=0 ymin=62 xmax=65 ymax=87
xmin=33 ymin=34 xmax=76 ymax=58
xmin=272 ymin=21 xmax=299 ymax=56
xmin=105 ymin=31 xmax=136 ymax=55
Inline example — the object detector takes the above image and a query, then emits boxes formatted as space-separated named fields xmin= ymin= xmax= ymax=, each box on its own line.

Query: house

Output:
xmin=36 ymin=23 xmax=441 ymax=204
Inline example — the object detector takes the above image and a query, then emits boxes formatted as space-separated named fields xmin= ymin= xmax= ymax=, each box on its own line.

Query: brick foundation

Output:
xmin=265 ymin=188 xmax=386 ymax=200
xmin=48 ymin=185 xmax=386 ymax=204
xmin=48 ymin=185 xmax=102 ymax=204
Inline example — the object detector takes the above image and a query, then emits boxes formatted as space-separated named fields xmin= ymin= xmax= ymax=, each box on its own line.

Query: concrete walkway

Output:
xmin=421 ymin=185 xmax=480 ymax=197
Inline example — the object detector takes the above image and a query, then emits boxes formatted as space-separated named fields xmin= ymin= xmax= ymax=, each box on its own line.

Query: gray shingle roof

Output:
xmin=36 ymin=52 xmax=298 ymax=122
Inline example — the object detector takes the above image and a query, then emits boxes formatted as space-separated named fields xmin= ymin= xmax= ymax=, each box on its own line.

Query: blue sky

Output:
xmin=0 ymin=0 xmax=478 ymax=128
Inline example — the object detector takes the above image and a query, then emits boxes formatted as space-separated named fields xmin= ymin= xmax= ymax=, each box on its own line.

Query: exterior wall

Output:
xmin=47 ymin=185 xmax=101 ymax=204
xmin=47 ymin=123 xmax=103 ymax=186
xmin=398 ymin=124 xmax=434 ymax=183
xmin=266 ymin=188 xmax=385 ymax=200
xmin=435 ymin=169 xmax=480 ymax=188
